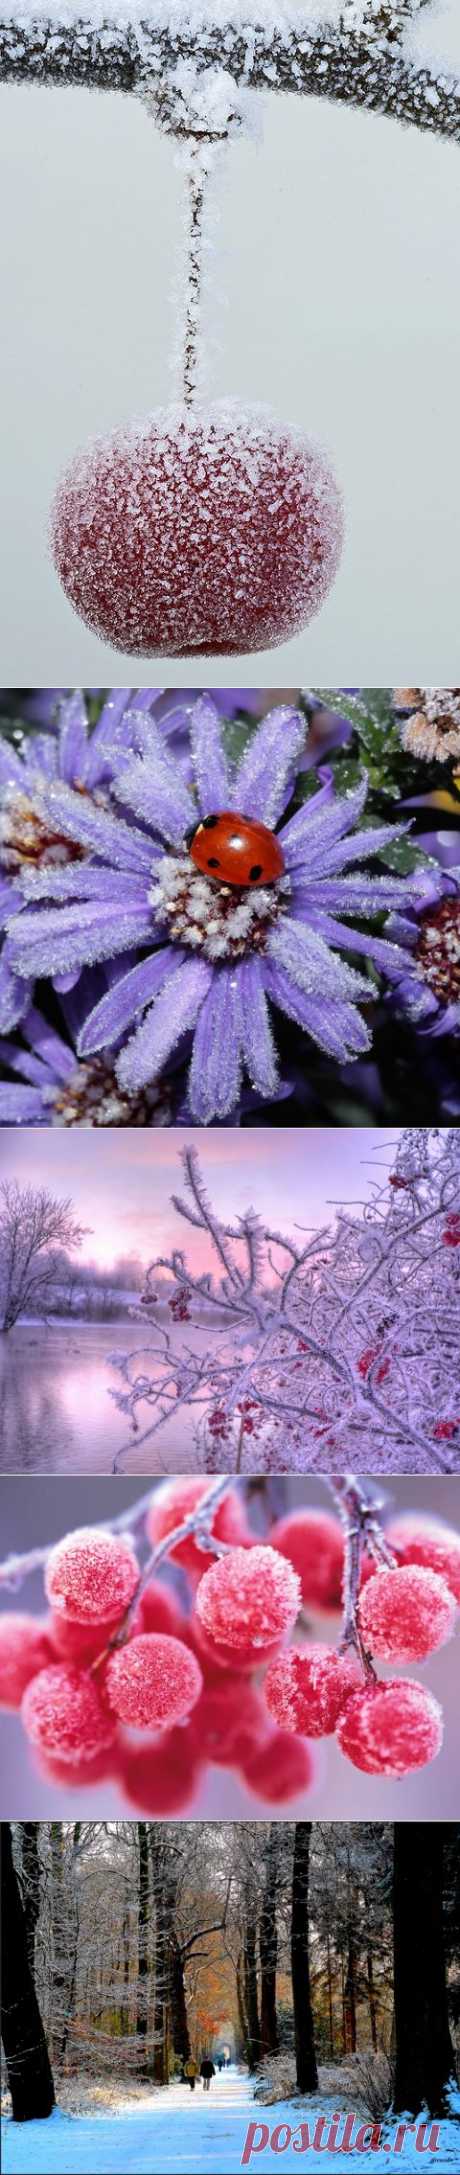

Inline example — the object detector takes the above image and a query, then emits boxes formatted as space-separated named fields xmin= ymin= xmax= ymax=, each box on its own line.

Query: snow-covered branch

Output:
xmin=0 ymin=3 xmax=458 ymax=146
xmin=110 ymin=1129 xmax=460 ymax=1475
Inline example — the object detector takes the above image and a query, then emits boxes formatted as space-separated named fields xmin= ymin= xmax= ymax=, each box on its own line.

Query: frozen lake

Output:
xmin=0 ymin=1320 xmax=215 ymax=1476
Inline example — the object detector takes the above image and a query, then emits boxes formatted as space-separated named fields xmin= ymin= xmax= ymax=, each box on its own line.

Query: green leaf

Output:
xmin=378 ymin=836 xmax=432 ymax=874
xmin=222 ymin=717 xmax=256 ymax=764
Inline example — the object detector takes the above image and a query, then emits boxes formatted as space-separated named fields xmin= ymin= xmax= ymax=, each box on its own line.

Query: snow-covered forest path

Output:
xmin=2 ymin=2067 xmax=254 ymax=2173
xmin=3 ymin=2068 xmax=460 ymax=2174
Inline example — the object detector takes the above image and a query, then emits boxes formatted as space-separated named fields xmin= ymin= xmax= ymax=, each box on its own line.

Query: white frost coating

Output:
xmin=0 ymin=1 xmax=339 ymax=32
xmin=145 ymin=57 xmax=259 ymax=136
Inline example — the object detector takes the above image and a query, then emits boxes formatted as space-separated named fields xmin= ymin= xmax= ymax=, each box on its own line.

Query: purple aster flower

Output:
xmin=0 ymin=687 xmax=152 ymax=1021
xmin=0 ymin=1000 xmax=175 ymax=1127
xmin=6 ymin=699 xmax=421 ymax=1126
xmin=386 ymin=864 xmax=460 ymax=1037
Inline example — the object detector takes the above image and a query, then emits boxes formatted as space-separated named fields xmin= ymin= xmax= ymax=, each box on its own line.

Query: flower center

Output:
xmin=149 ymin=850 xmax=289 ymax=963
xmin=415 ymin=898 xmax=460 ymax=1004
xmin=422 ymin=689 xmax=460 ymax=731
xmin=0 ymin=784 xmax=84 ymax=873
xmin=45 ymin=1060 xmax=171 ymax=1127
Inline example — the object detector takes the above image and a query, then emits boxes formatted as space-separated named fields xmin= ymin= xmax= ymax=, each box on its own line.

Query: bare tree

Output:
xmin=291 ymin=1824 xmax=318 ymax=2094
xmin=259 ymin=1828 xmax=280 ymax=2060
xmin=1 ymin=1824 xmax=55 ymax=2122
xmin=0 ymin=1181 xmax=87 ymax=1333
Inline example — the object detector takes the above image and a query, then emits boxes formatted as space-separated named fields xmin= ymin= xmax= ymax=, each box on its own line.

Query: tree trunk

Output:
xmin=19 ymin=1826 xmax=41 ymax=1975
xmin=169 ymin=1937 xmax=191 ymax=2065
xmin=236 ymin=1952 xmax=250 ymax=2065
xmin=59 ymin=1823 xmax=81 ymax=2066
xmin=259 ymin=1827 xmax=279 ymax=2057
xmin=343 ymin=1935 xmax=357 ymax=2054
xmin=366 ymin=1947 xmax=378 ymax=2052
xmin=393 ymin=1824 xmax=455 ymax=2116
xmin=326 ymin=1930 xmax=334 ymax=2060
xmin=1 ymin=1824 xmax=55 ymax=2122
xmin=343 ymin=1860 xmax=357 ymax=2055
xmin=137 ymin=1824 xmax=150 ymax=2074
xmin=243 ymin=1919 xmax=261 ymax=2070
xmin=291 ymin=1823 xmax=318 ymax=2094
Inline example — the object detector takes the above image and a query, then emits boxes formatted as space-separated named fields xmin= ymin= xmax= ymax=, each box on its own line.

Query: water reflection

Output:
xmin=0 ymin=1325 xmax=195 ymax=1475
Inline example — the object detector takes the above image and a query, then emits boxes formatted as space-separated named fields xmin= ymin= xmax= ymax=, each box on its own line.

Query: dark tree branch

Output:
xmin=0 ymin=11 xmax=458 ymax=146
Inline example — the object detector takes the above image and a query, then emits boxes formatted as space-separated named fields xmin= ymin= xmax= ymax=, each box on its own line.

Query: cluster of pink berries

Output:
xmin=442 ymin=1215 xmax=460 ymax=1249
xmin=0 ymin=1486 xmax=459 ymax=1810
xmin=208 ymin=1400 xmax=264 ymax=1448
xmin=168 ymin=1288 xmax=192 ymax=1322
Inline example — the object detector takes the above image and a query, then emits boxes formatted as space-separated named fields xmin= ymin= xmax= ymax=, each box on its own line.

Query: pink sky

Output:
xmin=0 ymin=1128 xmax=402 ymax=1273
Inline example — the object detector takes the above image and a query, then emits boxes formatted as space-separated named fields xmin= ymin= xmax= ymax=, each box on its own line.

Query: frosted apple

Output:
xmin=50 ymin=402 xmax=343 ymax=658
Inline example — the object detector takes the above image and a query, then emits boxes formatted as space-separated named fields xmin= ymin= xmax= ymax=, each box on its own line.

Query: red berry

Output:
xmin=190 ymin=811 xmax=285 ymax=889
xmin=336 ymin=1678 xmax=443 ymax=1776
xmin=358 ymin=1347 xmax=378 ymax=1378
xmin=119 ymin=1729 xmax=205 ymax=1815
xmin=183 ymin=1613 xmax=263 ymax=1679
xmin=104 ymin=1632 xmax=202 ymax=1729
xmin=387 ymin=1515 xmax=460 ymax=1608
xmin=359 ymin=1564 xmax=456 ymax=1662
xmin=49 ymin=1612 xmax=122 ymax=1665
xmin=136 ymin=1580 xmax=187 ymax=1641
xmin=242 ymin=1729 xmax=315 ymax=1804
xmin=0 ymin=1614 xmax=53 ymax=1710
xmin=22 ymin=1664 xmax=115 ymax=1763
xmin=37 ymin=1742 xmax=117 ymax=1789
xmin=264 ymin=1644 xmax=361 ymax=1738
xmin=146 ymin=1479 xmax=248 ymax=1577
xmin=45 ymin=1527 xmax=139 ymax=1625
xmin=433 ymin=1421 xmax=459 ymax=1442
xmin=190 ymin=1680 xmax=269 ymax=1766
xmin=196 ymin=1545 xmax=300 ymax=1657
xmin=50 ymin=405 xmax=343 ymax=657
xmin=269 ymin=1512 xmax=344 ymax=1612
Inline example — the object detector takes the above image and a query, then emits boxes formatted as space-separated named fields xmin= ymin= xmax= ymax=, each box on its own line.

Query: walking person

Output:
xmin=200 ymin=2056 xmax=215 ymax=2092
xmin=184 ymin=2057 xmax=198 ymax=2092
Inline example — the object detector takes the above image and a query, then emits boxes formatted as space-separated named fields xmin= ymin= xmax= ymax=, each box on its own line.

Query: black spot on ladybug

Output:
xmin=249 ymin=864 xmax=263 ymax=882
xmin=202 ymin=815 xmax=218 ymax=831
xmin=208 ymin=857 xmax=220 ymax=869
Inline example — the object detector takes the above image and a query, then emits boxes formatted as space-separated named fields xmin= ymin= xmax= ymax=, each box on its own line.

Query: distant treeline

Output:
xmin=40 ymin=1252 xmax=146 ymax=1320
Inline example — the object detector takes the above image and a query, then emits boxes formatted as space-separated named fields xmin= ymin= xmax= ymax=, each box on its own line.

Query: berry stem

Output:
xmin=182 ymin=150 xmax=206 ymax=408
xmin=90 ymin=1476 xmax=235 ymax=1670
xmin=333 ymin=1473 xmax=395 ymax=1676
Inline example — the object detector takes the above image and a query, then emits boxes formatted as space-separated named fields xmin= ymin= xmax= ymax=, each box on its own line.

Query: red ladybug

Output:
xmin=189 ymin=811 xmax=285 ymax=889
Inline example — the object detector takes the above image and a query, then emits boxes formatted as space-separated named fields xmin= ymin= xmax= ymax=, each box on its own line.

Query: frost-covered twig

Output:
xmin=0 ymin=3 xmax=458 ymax=145
xmin=333 ymin=1471 xmax=395 ymax=1672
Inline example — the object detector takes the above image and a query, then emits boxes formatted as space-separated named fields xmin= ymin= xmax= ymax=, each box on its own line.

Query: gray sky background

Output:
xmin=0 ymin=0 xmax=459 ymax=684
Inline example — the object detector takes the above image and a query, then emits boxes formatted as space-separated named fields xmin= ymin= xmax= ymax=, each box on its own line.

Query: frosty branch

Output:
xmin=0 ymin=2 xmax=458 ymax=146
xmin=109 ymin=1130 xmax=460 ymax=1476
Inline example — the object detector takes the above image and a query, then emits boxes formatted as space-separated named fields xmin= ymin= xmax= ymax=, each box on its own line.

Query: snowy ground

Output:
xmin=2 ymin=2070 xmax=460 ymax=2174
